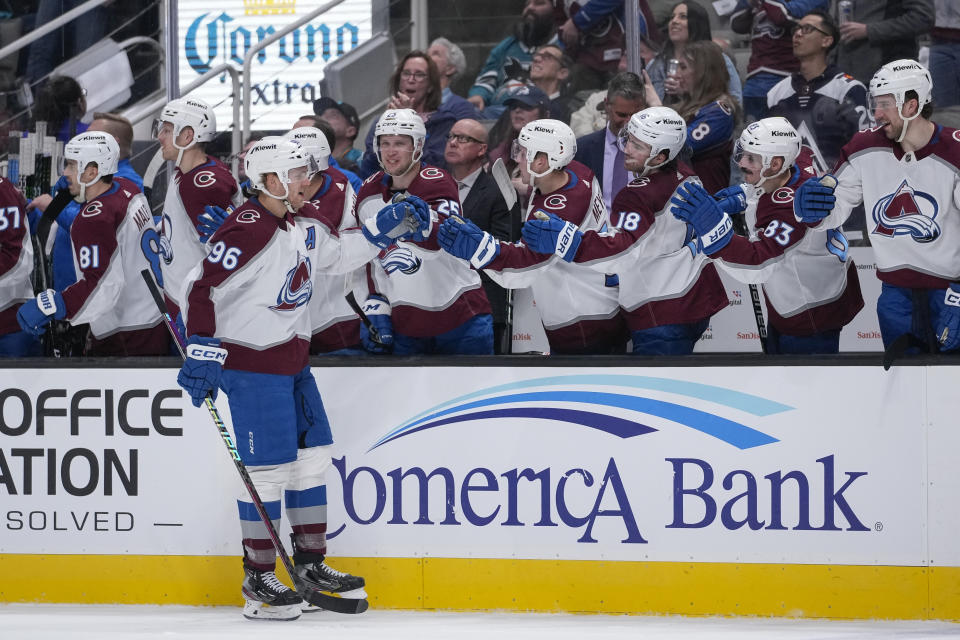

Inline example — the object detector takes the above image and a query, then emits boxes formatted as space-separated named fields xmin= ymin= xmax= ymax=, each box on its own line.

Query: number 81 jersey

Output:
xmin=63 ymin=177 xmax=161 ymax=338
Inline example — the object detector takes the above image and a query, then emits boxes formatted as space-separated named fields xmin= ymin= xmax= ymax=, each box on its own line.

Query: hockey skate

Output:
xmin=241 ymin=567 xmax=304 ymax=621
xmin=292 ymin=548 xmax=367 ymax=612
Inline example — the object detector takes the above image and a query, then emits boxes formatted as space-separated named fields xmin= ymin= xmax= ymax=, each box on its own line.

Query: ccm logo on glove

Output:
xmin=185 ymin=344 xmax=228 ymax=364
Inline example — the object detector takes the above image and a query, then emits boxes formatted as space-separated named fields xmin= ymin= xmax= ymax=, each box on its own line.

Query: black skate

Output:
xmin=293 ymin=548 xmax=367 ymax=612
xmin=241 ymin=567 xmax=303 ymax=621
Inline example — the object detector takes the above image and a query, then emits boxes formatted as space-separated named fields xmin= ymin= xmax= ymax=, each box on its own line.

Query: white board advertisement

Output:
xmin=177 ymin=0 xmax=374 ymax=132
xmin=2 ymin=366 xmax=954 ymax=569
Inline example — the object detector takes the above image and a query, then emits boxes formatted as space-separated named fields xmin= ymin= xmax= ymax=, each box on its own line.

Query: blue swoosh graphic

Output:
xmin=373 ymin=407 xmax=657 ymax=449
xmin=370 ymin=391 xmax=778 ymax=451
xmin=379 ymin=375 xmax=792 ymax=445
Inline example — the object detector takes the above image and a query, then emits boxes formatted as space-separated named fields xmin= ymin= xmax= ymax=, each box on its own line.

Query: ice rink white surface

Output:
xmin=2 ymin=605 xmax=960 ymax=640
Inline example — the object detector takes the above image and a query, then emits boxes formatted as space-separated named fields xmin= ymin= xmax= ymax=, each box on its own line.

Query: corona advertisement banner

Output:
xmin=177 ymin=0 xmax=374 ymax=132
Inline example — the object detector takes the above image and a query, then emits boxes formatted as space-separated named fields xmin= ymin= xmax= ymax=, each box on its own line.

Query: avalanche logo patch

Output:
xmin=871 ymin=179 xmax=940 ymax=243
xmin=370 ymin=375 xmax=790 ymax=452
xmin=271 ymin=252 xmax=313 ymax=310
xmin=771 ymin=187 xmax=794 ymax=204
xmin=193 ymin=170 xmax=216 ymax=188
xmin=81 ymin=201 xmax=103 ymax=218
xmin=380 ymin=245 xmax=422 ymax=275
xmin=543 ymin=194 xmax=567 ymax=210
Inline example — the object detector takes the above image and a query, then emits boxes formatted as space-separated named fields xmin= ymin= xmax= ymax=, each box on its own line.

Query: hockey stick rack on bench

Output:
xmin=139 ymin=270 xmax=368 ymax=615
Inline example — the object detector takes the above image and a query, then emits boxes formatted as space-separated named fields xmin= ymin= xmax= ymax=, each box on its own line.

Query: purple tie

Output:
xmin=611 ymin=146 xmax=629 ymax=198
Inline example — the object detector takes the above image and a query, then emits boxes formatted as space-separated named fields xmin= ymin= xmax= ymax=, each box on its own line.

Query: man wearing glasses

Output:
xmin=528 ymin=45 xmax=575 ymax=124
xmin=767 ymin=10 xmax=872 ymax=244
xmin=444 ymin=119 xmax=519 ymax=352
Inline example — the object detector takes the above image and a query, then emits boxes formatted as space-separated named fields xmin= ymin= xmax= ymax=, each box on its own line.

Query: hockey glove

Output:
xmin=359 ymin=295 xmax=393 ymax=354
xmin=392 ymin=193 xmax=432 ymax=242
xmin=714 ymin=184 xmax=749 ymax=214
xmin=197 ymin=205 xmax=232 ymax=243
xmin=363 ymin=201 xmax=419 ymax=249
xmin=17 ymin=289 xmax=66 ymax=336
xmin=437 ymin=216 xmax=499 ymax=268
xmin=670 ymin=182 xmax=733 ymax=255
xmin=521 ymin=212 xmax=583 ymax=262
xmin=177 ymin=336 xmax=227 ymax=407
xmin=793 ymin=174 xmax=837 ymax=224
xmin=937 ymin=284 xmax=960 ymax=352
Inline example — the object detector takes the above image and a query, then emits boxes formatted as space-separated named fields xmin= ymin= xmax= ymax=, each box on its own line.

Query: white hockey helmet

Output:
xmin=63 ymin=131 xmax=120 ymax=202
xmin=283 ymin=126 xmax=331 ymax=172
xmin=154 ymin=97 xmax=217 ymax=143
xmin=514 ymin=119 xmax=577 ymax=179
xmin=374 ymin=108 xmax=426 ymax=175
xmin=619 ymin=106 xmax=687 ymax=176
xmin=244 ymin=136 xmax=319 ymax=209
xmin=734 ymin=117 xmax=801 ymax=182
xmin=869 ymin=59 xmax=932 ymax=141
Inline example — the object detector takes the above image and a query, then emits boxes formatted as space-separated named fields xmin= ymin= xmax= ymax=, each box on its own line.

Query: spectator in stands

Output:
xmin=928 ymin=0 xmax=960 ymax=108
xmin=730 ymin=0 xmax=829 ymax=123
xmin=647 ymin=2 xmax=742 ymax=104
xmin=649 ymin=40 xmax=740 ymax=193
xmin=31 ymin=75 xmax=87 ymax=142
xmin=360 ymin=51 xmax=476 ymax=178
xmin=835 ymin=0 xmax=934 ymax=87
xmin=767 ymin=11 xmax=871 ymax=174
xmin=557 ymin=0 xmax=660 ymax=92
xmin=25 ymin=0 xmax=106 ymax=85
xmin=313 ymin=97 xmax=363 ymax=172
xmin=467 ymin=0 xmax=561 ymax=114
xmin=488 ymin=85 xmax=551 ymax=169
xmin=574 ymin=71 xmax=646 ymax=212
xmin=428 ymin=37 xmax=469 ymax=101
xmin=295 ymin=114 xmax=362 ymax=193
xmin=444 ymin=118 xmax=520 ymax=353
xmin=528 ymin=44 xmax=576 ymax=123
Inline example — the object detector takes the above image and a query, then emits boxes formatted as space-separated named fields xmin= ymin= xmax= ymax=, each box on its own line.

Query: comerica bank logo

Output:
xmin=329 ymin=375 xmax=872 ymax=544
xmin=369 ymin=374 xmax=786 ymax=451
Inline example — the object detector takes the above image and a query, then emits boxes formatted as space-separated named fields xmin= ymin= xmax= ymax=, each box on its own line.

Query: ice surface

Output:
xmin=2 ymin=604 xmax=959 ymax=640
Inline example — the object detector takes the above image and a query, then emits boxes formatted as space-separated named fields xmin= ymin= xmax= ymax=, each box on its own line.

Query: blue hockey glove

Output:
xmin=17 ymin=289 xmax=66 ymax=336
xmin=793 ymin=174 xmax=837 ymax=224
xmin=714 ymin=184 xmax=749 ymax=214
xmin=392 ymin=193 xmax=432 ymax=242
xmin=937 ymin=285 xmax=960 ymax=352
xmin=363 ymin=201 xmax=420 ymax=249
xmin=670 ymin=182 xmax=733 ymax=255
xmin=360 ymin=294 xmax=393 ymax=354
xmin=437 ymin=216 xmax=499 ymax=268
xmin=177 ymin=336 xmax=227 ymax=407
xmin=521 ymin=212 xmax=583 ymax=262
xmin=197 ymin=205 xmax=232 ymax=243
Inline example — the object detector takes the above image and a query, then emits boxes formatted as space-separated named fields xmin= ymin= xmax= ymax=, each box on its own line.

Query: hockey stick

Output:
xmin=139 ymin=270 xmax=368 ymax=615
xmin=729 ymin=212 xmax=769 ymax=354
xmin=490 ymin=158 xmax=519 ymax=354
xmin=31 ymin=188 xmax=76 ymax=357
xmin=344 ymin=289 xmax=384 ymax=345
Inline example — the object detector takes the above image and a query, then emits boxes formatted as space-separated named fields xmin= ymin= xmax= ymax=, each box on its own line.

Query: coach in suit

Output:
xmin=573 ymin=72 xmax=647 ymax=213
xmin=444 ymin=118 xmax=519 ymax=353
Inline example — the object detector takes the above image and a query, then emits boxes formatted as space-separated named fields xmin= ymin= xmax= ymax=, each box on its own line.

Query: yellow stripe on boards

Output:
xmin=1 ymin=554 xmax=957 ymax=621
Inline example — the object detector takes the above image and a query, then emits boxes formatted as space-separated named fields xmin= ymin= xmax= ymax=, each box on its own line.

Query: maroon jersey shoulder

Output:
xmin=410 ymin=165 xmax=459 ymax=202
xmin=929 ymin=126 xmax=960 ymax=172
xmin=612 ymin=168 xmax=684 ymax=215
xmin=178 ymin=157 xmax=239 ymax=223
xmin=528 ymin=165 xmax=596 ymax=225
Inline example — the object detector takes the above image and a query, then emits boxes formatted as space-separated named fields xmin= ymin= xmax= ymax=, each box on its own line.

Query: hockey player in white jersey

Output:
xmin=16 ymin=131 xmax=167 ymax=355
xmin=353 ymin=108 xmax=493 ymax=355
xmin=152 ymin=97 xmax=242 ymax=321
xmin=177 ymin=137 xmax=417 ymax=620
xmin=282 ymin=126 xmax=366 ymax=354
xmin=672 ymin=117 xmax=863 ymax=353
xmin=437 ymin=118 xmax=628 ymax=353
xmin=794 ymin=59 xmax=960 ymax=355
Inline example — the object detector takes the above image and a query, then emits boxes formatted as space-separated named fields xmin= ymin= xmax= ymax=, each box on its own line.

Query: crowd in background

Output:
xmin=3 ymin=0 xmax=960 ymax=359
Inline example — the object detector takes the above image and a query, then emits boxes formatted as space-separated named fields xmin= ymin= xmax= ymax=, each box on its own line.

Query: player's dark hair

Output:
xmin=314 ymin=119 xmax=336 ymax=149
xmin=807 ymin=10 xmax=838 ymax=52
xmin=904 ymin=90 xmax=934 ymax=119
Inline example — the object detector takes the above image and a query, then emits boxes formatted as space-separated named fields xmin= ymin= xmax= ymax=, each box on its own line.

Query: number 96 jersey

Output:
xmin=183 ymin=199 xmax=318 ymax=375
